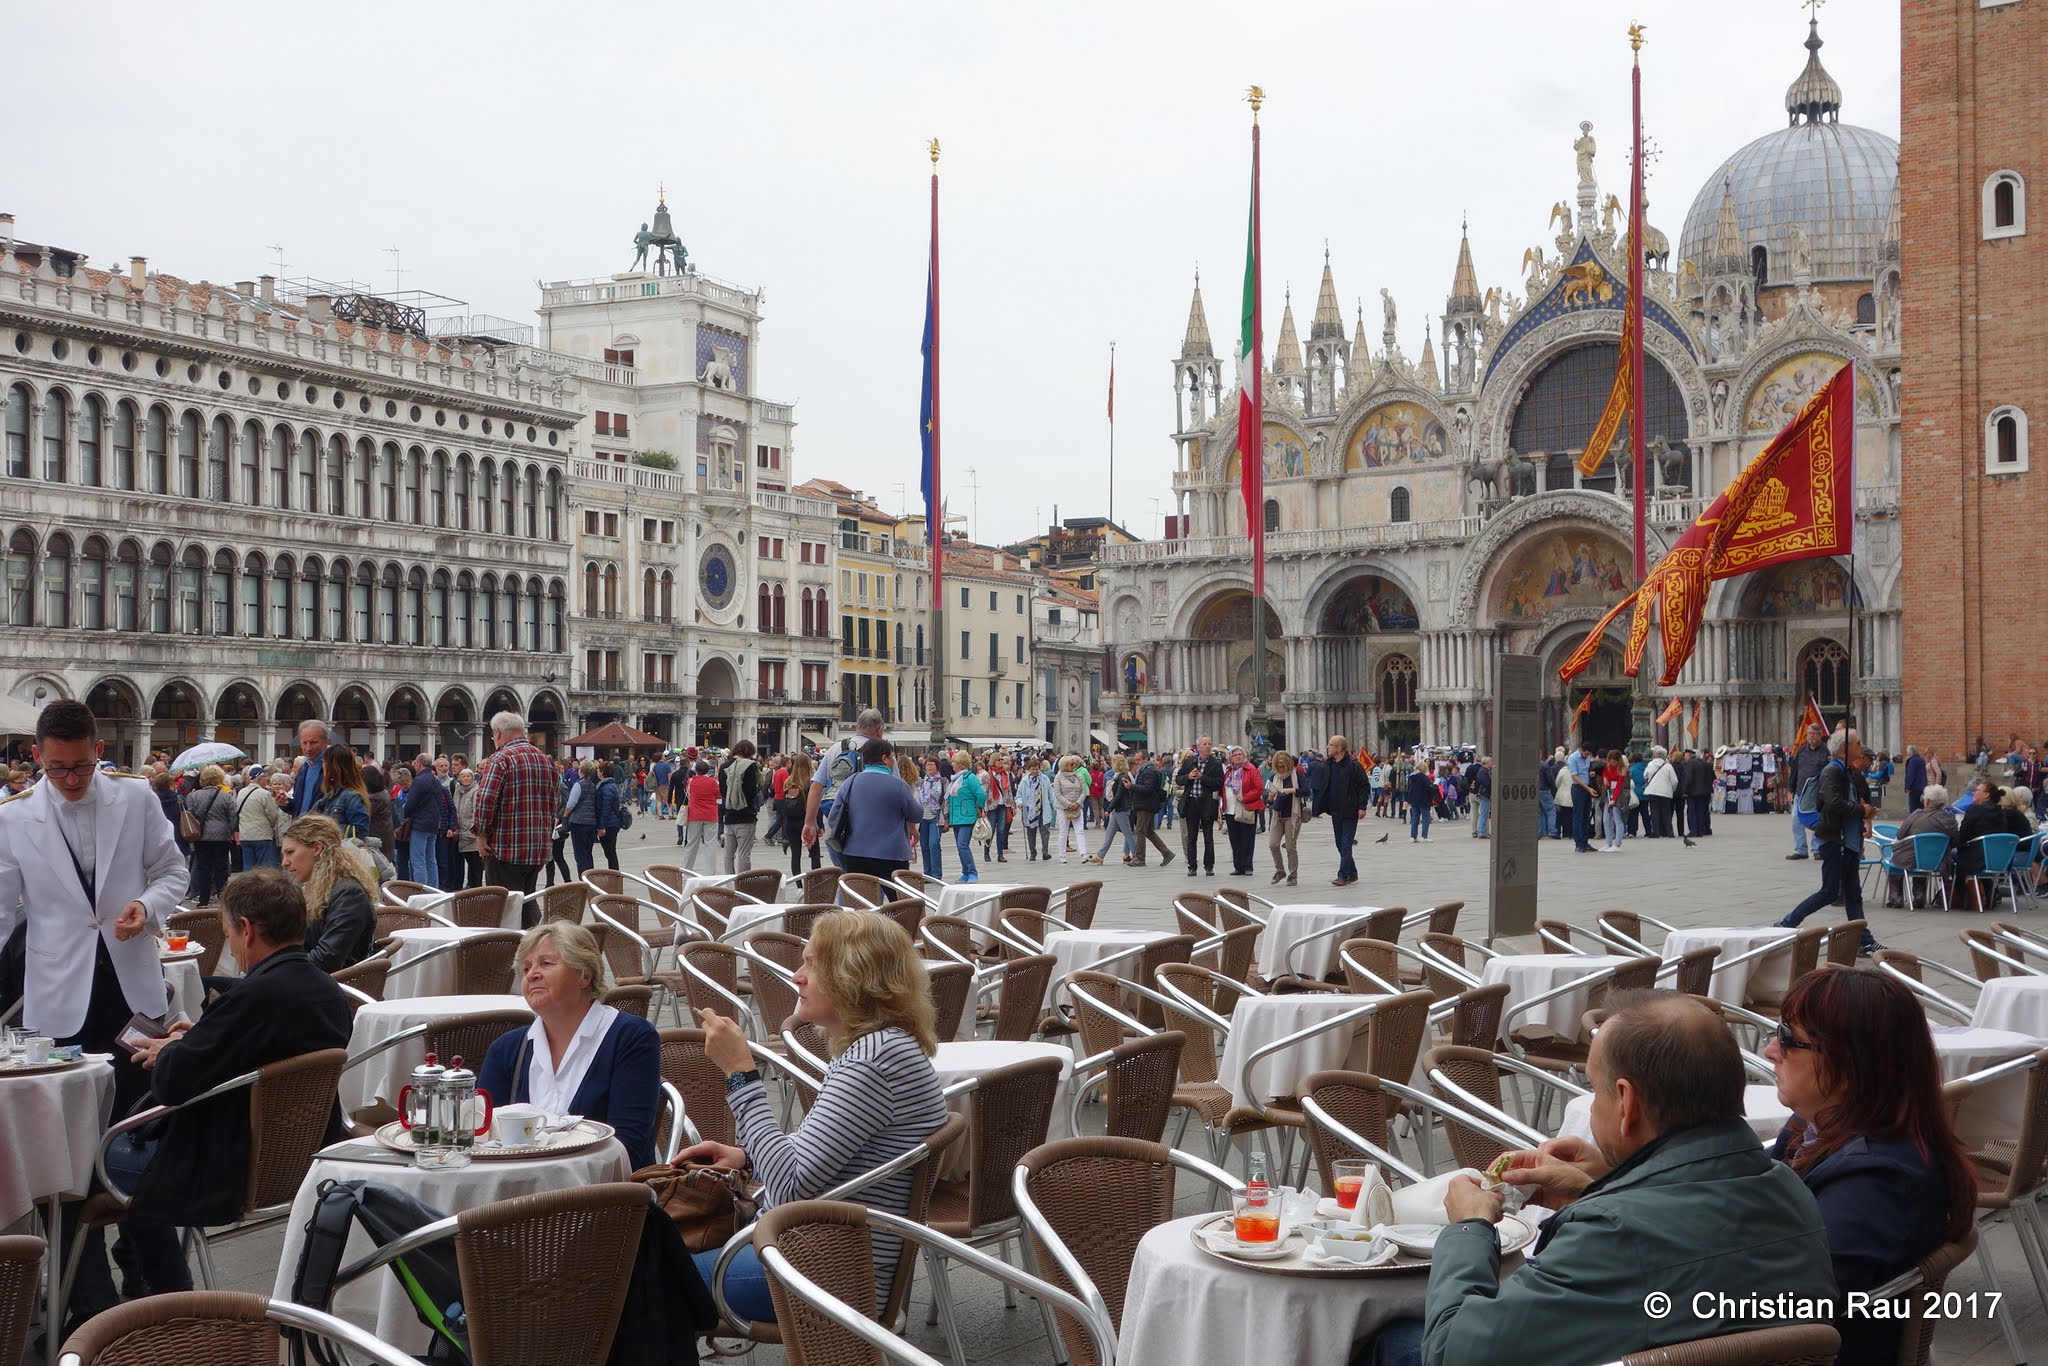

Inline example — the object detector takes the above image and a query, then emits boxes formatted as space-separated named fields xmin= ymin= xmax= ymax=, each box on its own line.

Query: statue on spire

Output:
xmin=1574 ymin=121 xmax=1598 ymax=190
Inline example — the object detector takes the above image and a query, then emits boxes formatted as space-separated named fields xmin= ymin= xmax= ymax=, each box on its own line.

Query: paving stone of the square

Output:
xmin=194 ymin=802 xmax=2044 ymax=1364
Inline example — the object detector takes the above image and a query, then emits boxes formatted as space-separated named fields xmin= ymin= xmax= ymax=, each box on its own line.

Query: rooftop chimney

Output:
xmin=305 ymin=294 xmax=333 ymax=322
xmin=0 ymin=214 xmax=14 ymax=253
xmin=259 ymin=275 xmax=275 ymax=303
xmin=128 ymin=256 xmax=147 ymax=290
xmin=236 ymin=280 xmax=255 ymax=298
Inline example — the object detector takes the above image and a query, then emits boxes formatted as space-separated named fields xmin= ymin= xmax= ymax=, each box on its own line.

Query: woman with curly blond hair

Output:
xmin=278 ymin=813 xmax=379 ymax=973
xmin=681 ymin=911 xmax=946 ymax=1323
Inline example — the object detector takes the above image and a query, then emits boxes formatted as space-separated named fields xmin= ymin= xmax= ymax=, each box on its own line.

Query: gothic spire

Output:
xmin=1179 ymin=270 xmax=1213 ymax=358
xmin=1709 ymin=174 xmax=1744 ymax=273
xmin=1449 ymin=218 xmax=1481 ymax=309
xmin=1273 ymin=287 xmax=1304 ymax=375
xmin=1416 ymin=333 xmax=1440 ymax=392
xmin=1311 ymin=249 xmax=1344 ymax=340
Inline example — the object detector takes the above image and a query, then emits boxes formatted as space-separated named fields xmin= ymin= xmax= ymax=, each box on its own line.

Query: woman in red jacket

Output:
xmin=1222 ymin=745 xmax=1266 ymax=876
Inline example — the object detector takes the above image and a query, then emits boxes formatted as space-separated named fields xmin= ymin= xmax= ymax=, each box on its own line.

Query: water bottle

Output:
xmin=1246 ymin=1150 xmax=1270 ymax=1202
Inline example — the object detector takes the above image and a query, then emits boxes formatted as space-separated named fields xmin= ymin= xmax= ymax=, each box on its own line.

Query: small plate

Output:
xmin=0 ymin=1054 xmax=89 ymax=1076
xmin=375 ymin=1118 xmax=617 ymax=1160
xmin=1380 ymin=1224 xmax=1447 ymax=1256
xmin=160 ymin=944 xmax=205 ymax=961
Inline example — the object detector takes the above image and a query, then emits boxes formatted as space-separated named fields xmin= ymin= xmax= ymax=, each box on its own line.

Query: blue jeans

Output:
xmin=1355 ymin=1316 xmax=1423 ymax=1366
xmin=1331 ymin=814 xmax=1359 ymax=880
xmin=1537 ymin=789 xmax=1555 ymax=837
xmin=1409 ymin=803 xmax=1431 ymax=840
xmin=1472 ymin=797 xmax=1490 ymax=838
xmin=569 ymin=824 xmax=597 ymax=874
xmin=1094 ymin=811 xmax=1134 ymax=858
xmin=1783 ymin=840 xmax=1867 ymax=932
xmin=919 ymin=819 xmax=943 ymax=877
xmin=239 ymin=840 xmax=277 ymax=870
xmin=1604 ymin=803 xmax=1625 ymax=847
xmin=408 ymin=828 xmax=442 ymax=884
xmin=951 ymin=824 xmax=979 ymax=879
xmin=1790 ymin=810 xmax=1811 ymax=855
xmin=692 ymin=1242 xmax=774 ymax=1324
xmin=1572 ymin=789 xmax=1592 ymax=849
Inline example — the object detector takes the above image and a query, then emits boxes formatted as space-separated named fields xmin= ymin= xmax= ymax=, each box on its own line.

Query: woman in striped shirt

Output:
xmin=684 ymin=911 xmax=947 ymax=1323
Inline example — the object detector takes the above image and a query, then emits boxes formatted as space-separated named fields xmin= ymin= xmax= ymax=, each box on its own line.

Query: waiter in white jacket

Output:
xmin=0 ymin=700 xmax=187 ymax=1111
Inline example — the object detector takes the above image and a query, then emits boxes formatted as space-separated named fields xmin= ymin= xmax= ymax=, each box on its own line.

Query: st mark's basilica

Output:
xmin=1100 ymin=20 xmax=1903 ymax=758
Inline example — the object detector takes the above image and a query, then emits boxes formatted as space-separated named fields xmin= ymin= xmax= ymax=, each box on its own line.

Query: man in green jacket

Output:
xmin=1364 ymin=992 xmax=1838 ymax=1366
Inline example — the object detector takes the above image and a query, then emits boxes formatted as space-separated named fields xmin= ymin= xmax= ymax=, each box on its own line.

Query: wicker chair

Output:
xmin=536 ymin=881 xmax=589 ymax=926
xmin=1950 ymin=1046 xmax=2048 ymax=1351
xmin=729 ymin=867 xmax=784 ymax=903
xmin=420 ymin=1011 xmax=532 ymax=1090
xmin=378 ymin=879 xmax=437 ymax=907
xmin=927 ymin=962 xmax=972 ymax=1042
xmin=586 ymin=898 xmax=658 ymax=976
xmin=989 ymin=954 xmax=1057 ymax=1042
xmin=688 ymin=886 xmax=753 ymax=938
xmin=165 ymin=908 xmax=227 ymax=977
xmin=1087 ymin=1032 xmax=1187 ymax=1142
xmin=73 ymin=1048 xmax=348 ymax=1296
xmin=875 ymin=897 xmax=925 ymax=939
xmin=330 ymin=955 xmax=389 ymax=1006
xmin=451 ymin=1184 xmax=650 ymax=1366
xmin=999 ymin=886 xmax=1054 ymax=918
xmin=1823 ymin=921 xmax=1864 ymax=968
xmin=446 ymin=886 xmax=515 ymax=929
xmin=739 ymin=938 xmax=803 ymax=1042
xmin=1615 ymin=1324 xmax=1839 ymax=1364
xmin=1364 ymin=989 xmax=1433 ymax=1087
xmin=1959 ymin=928 xmax=2014 ymax=983
xmin=450 ymin=931 xmax=524 ymax=995
xmin=1510 ymin=954 xmax=1661 ymax=1077
xmin=0 ymin=1234 xmax=41 ymax=1366
xmin=1420 ymin=1044 xmax=1521 ymax=1173
xmin=920 ymin=915 xmax=980 ymax=970
xmin=838 ymin=872 xmax=887 ymax=909
xmin=671 ymin=942 xmax=750 ymax=1030
xmin=1172 ymin=893 xmax=1225 ymax=940
xmin=998 ymin=907 xmax=1071 ymax=955
xmin=654 ymin=1028 xmax=737 ymax=1149
xmin=1418 ymin=931 xmax=1479 ymax=999
xmin=781 ymin=904 xmax=835 ymax=941
xmin=1191 ymin=924 xmax=1262 ymax=989
xmin=583 ymin=868 xmax=628 ymax=898
xmin=1214 ymin=888 xmax=1268 ymax=932
xmin=791 ymin=866 xmax=842 ymax=905
xmin=1746 ymin=925 xmax=1828 ymax=1017
xmin=1130 ymin=935 xmax=1197 ymax=1029
xmin=1445 ymin=982 xmax=1512 ymax=1050
xmin=1425 ymin=900 xmax=1464 ymax=937
xmin=607 ymin=983 xmax=654 ymax=1020
xmin=1060 ymin=881 xmax=1103 ymax=930
xmin=1669 ymin=945 xmax=1722 ymax=998
xmin=1017 ymin=1137 xmax=1235 ymax=1366
xmin=57 ymin=1291 xmax=417 ymax=1366
xmin=1338 ymin=937 xmax=1402 ymax=995
xmin=892 ymin=868 xmax=941 ymax=903
xmin=1298 ymin=1069 xmax=1407 ymax=1192
xmin=373 ymin=905 xmax=434 ymax=943
xmin=923 ymin=1056 xmax=1065 ymax=1337
xmin=1062 ymin=970 xmax=1140 ymax=1059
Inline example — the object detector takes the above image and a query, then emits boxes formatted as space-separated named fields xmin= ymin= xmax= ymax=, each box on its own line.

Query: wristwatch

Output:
xmin=725 ymin=1068 xmax=762 ymax=1095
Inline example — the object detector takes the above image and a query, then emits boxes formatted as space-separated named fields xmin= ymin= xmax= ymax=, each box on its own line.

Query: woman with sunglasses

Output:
xmin=1761 ymin=968 xmax=1977 ymax=1364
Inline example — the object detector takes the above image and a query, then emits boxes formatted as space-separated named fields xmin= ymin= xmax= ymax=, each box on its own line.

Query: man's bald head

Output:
xmin=1594 ymin=991 xmax=1744 ymax=1136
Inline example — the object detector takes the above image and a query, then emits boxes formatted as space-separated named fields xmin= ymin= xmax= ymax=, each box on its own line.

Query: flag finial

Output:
xmin=928 ymin=138 xmax=940 ymax=168
xmin=1628 ymin=22 xmax=1646 ymax=56
xmin=1246 ymin=85 xmax=1265 ymax=120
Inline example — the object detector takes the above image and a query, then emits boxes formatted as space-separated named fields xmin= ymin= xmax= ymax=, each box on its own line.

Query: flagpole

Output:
xmin=1626 ymin=23 xmax=1654 ymax=760
xmin=926 ymin=138 xmax=947 ymax=754
xmin=1247 ymin=85 xmax=1270 ymax=748
xmin=1107 ymin=341 xmax=1116 ymax=526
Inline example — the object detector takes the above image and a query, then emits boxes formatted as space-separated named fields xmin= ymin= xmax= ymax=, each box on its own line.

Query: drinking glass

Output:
xmin=1231 ymin=1193 xmax=1281 ymax=1243
xmin=1333 ymin=1159 xmax=1372 ymax=1210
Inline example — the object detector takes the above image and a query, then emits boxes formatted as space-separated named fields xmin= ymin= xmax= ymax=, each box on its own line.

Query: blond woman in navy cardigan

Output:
xmin=479 ymin=921 xmax=661 ymax=1168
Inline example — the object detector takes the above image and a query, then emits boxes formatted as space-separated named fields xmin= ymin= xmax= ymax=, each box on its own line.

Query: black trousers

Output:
xmin=841 ymin=854 xmax=910 ymax=878
xmin=1182 ymin=800 xmax=1217 ymax=873
xmin=1224 ymin=817 xmax=1257 ymax=874
xmin=485 ymin=857 xmax=542 ymax=925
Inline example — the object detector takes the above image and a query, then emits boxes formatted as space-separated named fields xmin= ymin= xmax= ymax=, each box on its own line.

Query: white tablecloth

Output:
xmin=1117 ymin=1212 xmax=1431 ymax=1365
xmin=0 ymin=1058 xmax=115 ymax=1225
xmin=402 ymin=891 xmax=456 ymax=913
xmin=271 ymin=1140 xmax=630 ymax=1352
xmin=385 ymin=926 xmax=499 ymax=1000
xmin=341 ymin=995 xmax=531 ymax=1114
xmin=1559 ymin=1085 xmax=1791 ymax=1148
xmin=1484 ymin=954 xmax=1622 ymax=1044
xmin=164 ymin=959 xmax=206 ymax=1022
xmin=935 ymin=882 xmax=1024 ymax=931
xmin=930 ymin=1040 xmax=1073 ymax=1179
xmin=721 ymin=902 xmax=789 ymax=943
xmin=1972 ymin=975 xmax=2048 ymax=1039
xmin=1258 ymin=905 xmax=1387 ymax=983
xmin=1660 ymin=927 xmax=1797 ymax=1006
xmin=1045 ymin=929 xmax=1173 ymax=1011
xmin=1932 ymin=1025 xmax=2045 ymax=1147
xmin=1217 ymin=993 xmax=1385 ymax=1110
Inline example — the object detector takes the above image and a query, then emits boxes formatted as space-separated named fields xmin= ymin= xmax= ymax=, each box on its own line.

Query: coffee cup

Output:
xmin=22 ymin=1036 xmax=52 ymax=1065
xmin=494 ymin=1104 xmax=546 ymax=1145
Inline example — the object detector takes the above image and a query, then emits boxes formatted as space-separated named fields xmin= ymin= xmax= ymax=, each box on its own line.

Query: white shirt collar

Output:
xmin=521 ymin=1002 xmax=619 ymax=1116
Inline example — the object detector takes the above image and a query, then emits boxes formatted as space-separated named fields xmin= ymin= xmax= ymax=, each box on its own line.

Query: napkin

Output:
xmin=1387 ymin=1167 xmax=1532 ymax=1225
xmin=1346 ymin=1166 xmax=1396 ymax=1227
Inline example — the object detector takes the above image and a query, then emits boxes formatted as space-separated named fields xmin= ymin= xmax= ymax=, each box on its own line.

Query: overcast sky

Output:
xmin=9 ymin=0 xmax=1897 ymax=546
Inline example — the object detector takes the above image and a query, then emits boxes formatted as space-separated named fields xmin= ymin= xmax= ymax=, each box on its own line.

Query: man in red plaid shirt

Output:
xmin=475 ymin=710 xmax=558 ymax=913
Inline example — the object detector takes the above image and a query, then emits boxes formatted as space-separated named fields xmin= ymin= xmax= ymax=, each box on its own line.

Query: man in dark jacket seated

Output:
xmin=1360 ymin=991 xmax=1838 ymax=1366
xmin=70 ymin=865 xmax=352 ymax=1315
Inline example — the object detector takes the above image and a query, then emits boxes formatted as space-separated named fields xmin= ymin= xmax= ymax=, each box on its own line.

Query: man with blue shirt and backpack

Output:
xmin=1776 ymin=726 xmax=1882 ymax=955
xmin=800 ymin=708 xmax=885 ymax=868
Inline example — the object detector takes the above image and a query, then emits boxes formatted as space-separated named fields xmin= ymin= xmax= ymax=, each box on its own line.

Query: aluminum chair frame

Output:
xmin=59 ymin=1295 xmax=419 ymax=1366
xmin=1412 ymin=938 xmax=1485 ymax=991
xmin=1874 ymin=954 xmax=1981 ymax=1025
xmin=1535 ymin=920 xmax=1619 ymax=955
xmin=1881 ymin=832 xmax=1953 ymax=912
xmin=1594 ymin=911 xmax=1679 ymax=956
xmin=1297 ymin=1091 xmax=1428 ymax=1186
xmin=1423 ymin=1061 xmax=1559 ymax=1150
xmin=1274 ymin=910 xmax=1403 ymax=986
xmin=1946 ymin=1050 xmax=2048 ymax=1363
xmin=1339 ymin=942 xmax=1446 ymax=998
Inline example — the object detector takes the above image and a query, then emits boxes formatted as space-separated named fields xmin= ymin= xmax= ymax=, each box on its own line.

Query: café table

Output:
xmin=1658 ymin=927 xmax=1797 ymax=1007
xmin=1117 ymin=1211 xmax=1432 ymax=1364
xmin=341 ymin=994 xmax=531 ymax=1116
xmin=163 ymin=957 xmax=206 ymax=1022
xmin=1257 ymin=905 xmax=1389 ymax=985
xmin=1558 ymin=1084 xmax=1792 ymax=1148
xmin=1043 ymin=928 xmax=1174 ymax=1011
xmin=271 ymin=1135 xmax=630 ymax=1353
xmin=930 ymin=1040 xmax=1073 ymax=1179
xmin=1 ymin=1055 xmax=115 ymax=1366
xmin=935 ymin=882 xmax=1025 ymax=932
xmin=384 ymin=925 xmax=499 ymax=1000
xmin=1971 ymin=974 xmax=2048 ymax=1039
xmin=1482 ymin=954 xmax=1623 ymax=1045
xmin=1931 ymin=1025 xmax=2045 ymax=1148
xmin=1217 ymin=993 xmax=1385 ymax=1111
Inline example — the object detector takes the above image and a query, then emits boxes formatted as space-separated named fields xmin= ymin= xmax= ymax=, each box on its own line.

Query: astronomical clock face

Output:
xmin=700 ymin=544 xmax=736 ymax=612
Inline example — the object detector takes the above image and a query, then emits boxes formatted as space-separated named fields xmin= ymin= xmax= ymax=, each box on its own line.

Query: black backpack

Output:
xmin=290 ymin=1178 xmax=468 ymax=1363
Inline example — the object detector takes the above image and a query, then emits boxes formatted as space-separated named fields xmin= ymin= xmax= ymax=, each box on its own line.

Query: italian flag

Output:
xmin=1237 ymin=143 xmax=1264 ymax=598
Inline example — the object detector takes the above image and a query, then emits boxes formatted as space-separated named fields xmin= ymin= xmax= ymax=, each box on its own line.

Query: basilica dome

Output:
xmin=1677 ymin=21 xmax=1897 ymax=287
